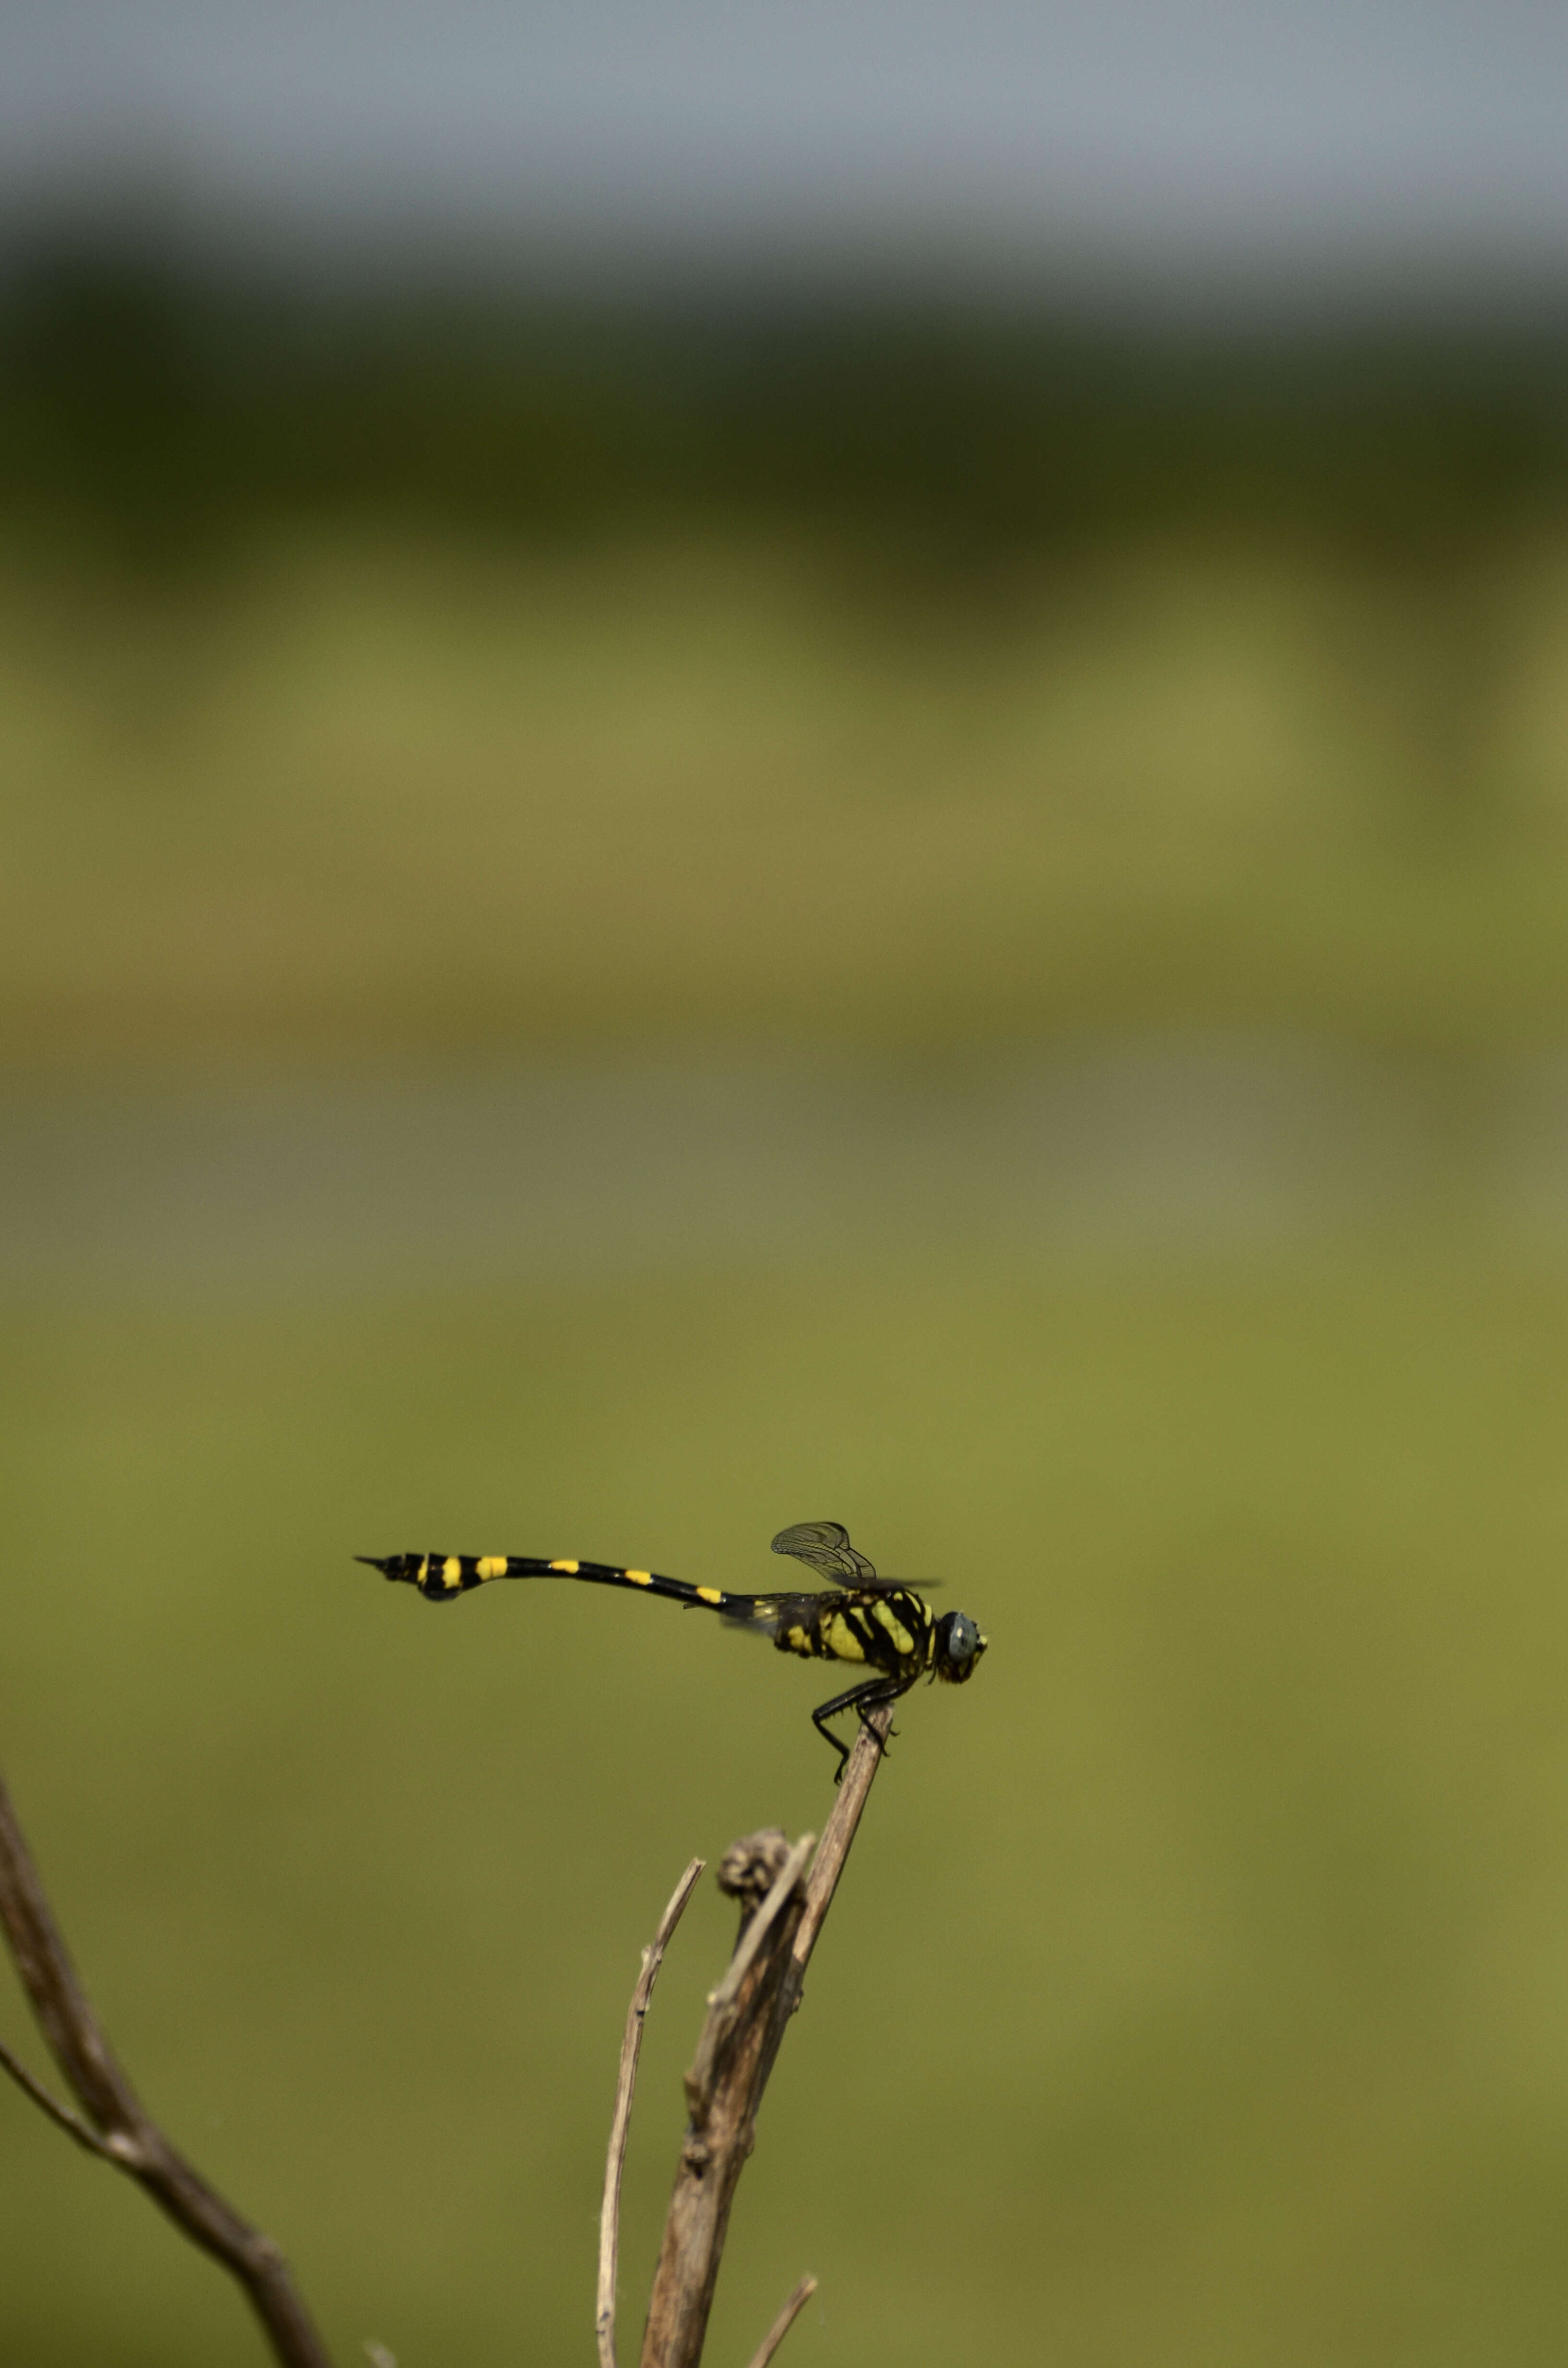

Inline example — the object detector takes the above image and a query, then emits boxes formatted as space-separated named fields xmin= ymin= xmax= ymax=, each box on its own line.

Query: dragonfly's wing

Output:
xmin=719 ymin=1590 xmax=827 ymax=1639
xmin=771 ymin=1520 xmax=878 ymax=1584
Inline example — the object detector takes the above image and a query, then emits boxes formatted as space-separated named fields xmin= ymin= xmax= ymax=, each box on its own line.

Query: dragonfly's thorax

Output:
xmin=773 ymin=1586 xmax=935 ymax=1674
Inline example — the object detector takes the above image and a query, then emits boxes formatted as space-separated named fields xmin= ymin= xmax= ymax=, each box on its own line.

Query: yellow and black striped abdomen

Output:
xmin=358 ymin=1552 xmax=735 ymax=1611
xmin=362 ymin=1553 xmax=508 ymax=1598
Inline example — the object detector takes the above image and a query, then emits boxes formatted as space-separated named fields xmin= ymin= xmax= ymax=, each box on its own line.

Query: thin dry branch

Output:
xmin=742 ymin=2274 xmax=818 ymax=2368
xmin=599 ymin=1856 xmax=707 ymax=2368
xmin=0 ymin=2033 xmax=121 ymax=2159
xmin=637 ymin=1701 xmax=894 ymax=2368
xmin=787 ymin=1710 xmax=892 ymax=1974
xmin=0 ymin=1769 xmax=333 ymax=2368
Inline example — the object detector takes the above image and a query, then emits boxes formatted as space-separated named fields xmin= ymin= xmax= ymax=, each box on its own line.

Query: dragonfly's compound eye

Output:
xmin=932 ymin=1612 xmax=985 ymax=1682
xmin=948 ymin=1612 xmax=980 ymax=1663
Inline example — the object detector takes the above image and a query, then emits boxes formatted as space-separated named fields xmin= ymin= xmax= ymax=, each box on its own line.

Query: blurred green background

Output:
xmin=6 ymin=220 xmax=1568 ymax=2368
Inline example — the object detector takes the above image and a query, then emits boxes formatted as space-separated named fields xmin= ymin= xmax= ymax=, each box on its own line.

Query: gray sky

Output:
xmin=6 ymin=0 xmax=1568 ymax=286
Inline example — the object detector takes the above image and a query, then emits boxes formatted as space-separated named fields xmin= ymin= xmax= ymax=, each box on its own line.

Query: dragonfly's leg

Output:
xmin=811 ymin=1677 xmax=908 ymax=1784
xmin=811 ymin=1681 xmax=878 ymax=1780
xmin=853 ymin=1688 xmax=893 ymax=1744
xmin=853 ymin=1674 xmax=917 ymax=1748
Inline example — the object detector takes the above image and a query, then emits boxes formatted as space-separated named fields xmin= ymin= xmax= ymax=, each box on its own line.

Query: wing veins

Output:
xmin=770 ymin=1519 xmax=878 ymax=1584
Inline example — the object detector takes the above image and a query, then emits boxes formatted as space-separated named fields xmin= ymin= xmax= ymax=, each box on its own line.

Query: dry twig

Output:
xmin=0 ymin=2032 xmax=123 ymax=2159
xmin=599 ymin=1856 xmax=707 ymax=2368
xmin=0 ymin=1769 xmax=332 ymax=2368
xmin=636 ymin=1701 xmax=894 ymax=2368
xmin=742 ymin=2274 xmax=819 ymax=2368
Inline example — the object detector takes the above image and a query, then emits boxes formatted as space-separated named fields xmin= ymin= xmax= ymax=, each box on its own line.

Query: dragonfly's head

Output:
xmin=933 ymin=1609 xmax=988 ymax=1684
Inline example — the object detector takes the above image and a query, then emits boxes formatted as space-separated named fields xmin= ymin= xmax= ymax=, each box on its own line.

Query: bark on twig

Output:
xmin=637 ymin=1702 xmax=894 ymax=2368
xmin=599 ymin=1857 xmax=707 ymax=2368
xmin=0 ymin=1769 xmax=332 ymax=2368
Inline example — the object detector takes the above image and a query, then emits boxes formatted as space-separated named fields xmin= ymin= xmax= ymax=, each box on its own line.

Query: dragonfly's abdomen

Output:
xmin=362 ymin=1552 xmax=732 ymax=1610
xmin=365 ymin=1553 xmax=499 ymax=1597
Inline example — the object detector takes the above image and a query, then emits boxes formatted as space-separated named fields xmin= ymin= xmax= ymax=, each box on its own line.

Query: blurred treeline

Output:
xmin=6 ymin=229 xmax=1568 ymax=1076
xmin=4 ymin=231 xmax=1568 ymax=576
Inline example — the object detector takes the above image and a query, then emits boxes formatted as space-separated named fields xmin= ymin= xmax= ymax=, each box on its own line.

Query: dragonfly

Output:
xmin=357 ymin=1520 xmax=988 ymax=1780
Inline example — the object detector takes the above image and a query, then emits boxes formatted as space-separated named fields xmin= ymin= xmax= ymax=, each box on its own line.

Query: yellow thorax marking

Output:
xmin=624 ymin=1569 xmax=653 ymax=1585
xmin=823 ymin=1613 xmax=867 ymax=1662
xmin=416 ymin=1556 xmax=430 ymax=1582
xmin=477 ymin=1557 xmax=508 ymax=1581
xmin=869 ymin=1598 xmax=916 ymax=1656
xmin=441 ymin=1557 xmax=464 ymax=1590
xmin=551 ymin=1560 xmax=580 ymax=1575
